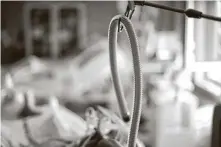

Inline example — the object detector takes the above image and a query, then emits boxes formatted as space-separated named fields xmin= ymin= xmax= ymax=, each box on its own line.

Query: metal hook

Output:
xmin=129 ymin=9 xmax=135 ymax=19
xmin=118 ymin=2 xmax=136 ymax=33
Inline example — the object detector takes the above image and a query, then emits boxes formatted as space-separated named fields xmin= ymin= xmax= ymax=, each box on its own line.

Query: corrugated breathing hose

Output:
xmin=108 ymin=15 xmax=143 ymax=147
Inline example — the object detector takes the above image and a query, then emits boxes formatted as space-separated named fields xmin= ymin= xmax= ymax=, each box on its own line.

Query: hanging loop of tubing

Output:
xmin=108 ymin=15 xmax=143 ymax=147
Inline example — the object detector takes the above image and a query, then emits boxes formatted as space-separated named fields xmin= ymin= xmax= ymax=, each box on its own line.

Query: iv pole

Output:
xmin=119 ymin=1 xmax=221 ymax=32
xmin=134 ymin=1 xmax=221 ymax=22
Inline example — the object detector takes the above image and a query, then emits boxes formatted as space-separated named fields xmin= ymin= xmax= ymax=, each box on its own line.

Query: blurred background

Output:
xmin=1 ymin=1 xmax=221 ymax=147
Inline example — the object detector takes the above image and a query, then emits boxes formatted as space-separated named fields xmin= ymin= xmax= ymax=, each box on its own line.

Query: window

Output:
xmin=204 ymin=1 xmax=221 ymax=87
xmin=206 ymin=72 xmax=221 ymax=86
xmin=185 ymin=1 xmax=221 ymax=98
xmin=193 ymin=1 xmax=220 ymax=62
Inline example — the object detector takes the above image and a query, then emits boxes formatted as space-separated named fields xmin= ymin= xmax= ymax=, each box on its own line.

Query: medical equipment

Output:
xmin=114 ymin=0 xmax=221 ymax=118
xmin=108 ymin=1 xmax=221 ymax=147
